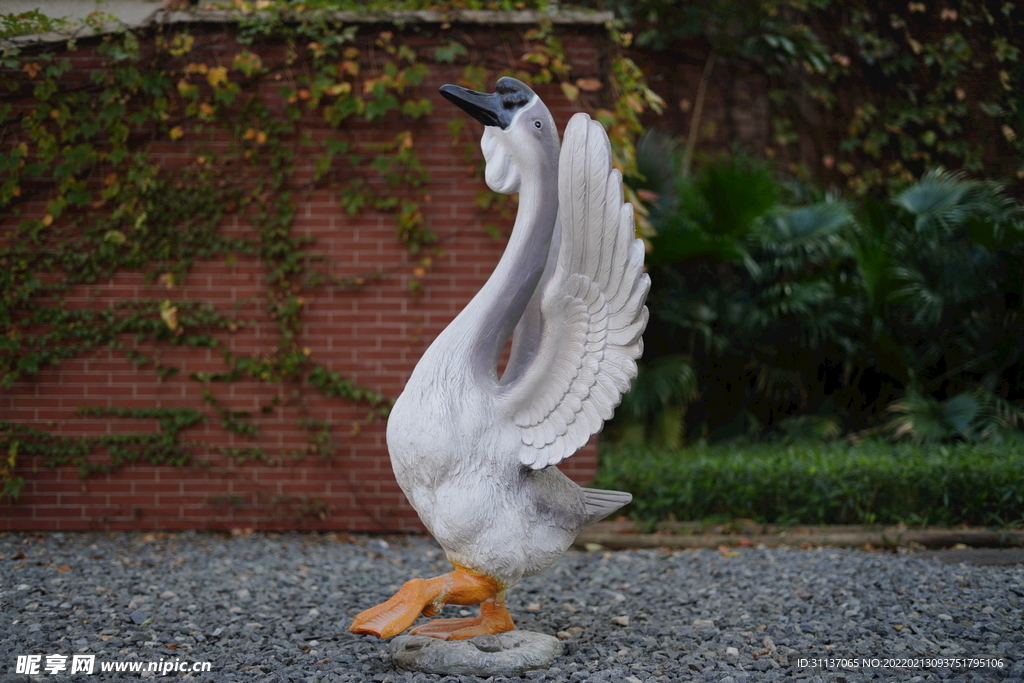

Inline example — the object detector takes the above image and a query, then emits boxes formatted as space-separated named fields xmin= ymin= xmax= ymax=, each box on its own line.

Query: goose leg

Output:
xmin=349 ymin=565 xmax=506 ymax=639
xmin=409 ymin=589 xmax=515 ymax=640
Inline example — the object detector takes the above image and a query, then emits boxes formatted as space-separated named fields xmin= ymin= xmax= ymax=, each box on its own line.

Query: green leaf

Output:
xmin=648 ymin=229 xmax=748 ymax=268
xmin=364 ymin=94 xmax=398 ymax=121
xmin=434 ymin=41 xmax=468 ymax=64
xmin=769 ymin=202 xmax=852 ymax=241
xmin=689 ymin=158 xmax=779 ymax=239
xmin=943 ymin=392 xmax=982 ymax=439
xmin=401 ymin=98 xmax=432 ymax=119
xmin=893 ymin=169 xmax=969 ymax=220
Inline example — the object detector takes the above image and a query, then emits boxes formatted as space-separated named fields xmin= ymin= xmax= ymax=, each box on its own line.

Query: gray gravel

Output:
xmin=2 ymin=531 xmax=1022 ymax=682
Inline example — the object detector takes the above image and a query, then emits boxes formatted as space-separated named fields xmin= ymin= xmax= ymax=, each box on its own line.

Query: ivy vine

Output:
xmin=759 ymin=0 xmax=1024 ymax=194
xmin=0 ymin=2 xmax=660 ymax=518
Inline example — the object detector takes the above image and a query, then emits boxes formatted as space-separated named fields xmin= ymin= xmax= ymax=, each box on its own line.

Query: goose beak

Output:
xmin=440 ymin=77 xmax=536 ymax=130
xmin=440 ymin=85 xmax=507 ymax=129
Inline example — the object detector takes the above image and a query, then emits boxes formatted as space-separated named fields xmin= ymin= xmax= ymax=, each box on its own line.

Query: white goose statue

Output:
xmin=350 ymin=77 xmax=650 ymax=641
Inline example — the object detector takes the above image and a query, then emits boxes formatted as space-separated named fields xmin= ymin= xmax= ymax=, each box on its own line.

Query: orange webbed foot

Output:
xmin=409 ymin=594 xmax=515 ymax=640
xmin=349 ymin=566 xmax=506 ymax=639
xmin=349 ymin=578 xmax=435 ymax=639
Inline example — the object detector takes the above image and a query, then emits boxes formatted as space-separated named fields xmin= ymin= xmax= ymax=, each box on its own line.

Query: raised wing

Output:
xmin=500 ymin=113 xmax=649 ymax=469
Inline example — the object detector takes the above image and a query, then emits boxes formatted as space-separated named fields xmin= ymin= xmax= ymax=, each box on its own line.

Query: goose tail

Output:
xmin=582 ymin=487 xmax=632 ymax=527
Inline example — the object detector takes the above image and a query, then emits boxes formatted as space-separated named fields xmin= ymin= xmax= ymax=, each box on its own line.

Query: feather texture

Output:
xmin=503 ymin=113 xmax=650 ymax=469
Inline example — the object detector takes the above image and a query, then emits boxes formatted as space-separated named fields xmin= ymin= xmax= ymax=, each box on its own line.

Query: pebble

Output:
xmin=1 ymin=533 xmax=1021 ymax=682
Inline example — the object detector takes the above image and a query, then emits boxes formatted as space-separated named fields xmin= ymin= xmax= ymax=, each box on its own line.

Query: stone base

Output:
xmin=389 ymin=631 xmax=564 ymax=677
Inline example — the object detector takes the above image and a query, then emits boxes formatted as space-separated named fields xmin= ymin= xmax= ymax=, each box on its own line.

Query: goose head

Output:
xmin=440 ymin=77 xmax=559 ymax=195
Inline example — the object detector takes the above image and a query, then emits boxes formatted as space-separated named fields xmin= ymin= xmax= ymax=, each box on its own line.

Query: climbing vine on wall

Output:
xmin=758 ymin=0 xmax=1024 ymax=194
xmin=588 ymin=0 xmax=1021 ymax=195
xmin=0 ymin=2 xmax=661 ymax=510
xmin=804 ymin=1 xmax=1024 ymax=194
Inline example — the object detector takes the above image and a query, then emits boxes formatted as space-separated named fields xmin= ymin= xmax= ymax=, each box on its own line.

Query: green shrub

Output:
xmin=595 ymin=440 xmax=1024 ymax=527
xmin=613 ymin=145 xmax=1024 ymax=445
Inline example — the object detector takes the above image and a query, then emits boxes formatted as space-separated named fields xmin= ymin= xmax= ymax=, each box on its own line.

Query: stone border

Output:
xmin=576 ymin=521 xmax=1024 ymax=550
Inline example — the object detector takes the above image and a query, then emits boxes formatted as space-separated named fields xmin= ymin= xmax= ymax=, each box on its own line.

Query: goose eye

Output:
xmin=534 ymin=120 xmax=542 ymax=129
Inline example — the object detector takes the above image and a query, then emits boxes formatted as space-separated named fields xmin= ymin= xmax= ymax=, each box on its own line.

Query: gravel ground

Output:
xmin=2 ymin=531 xmax=1022 ymax=682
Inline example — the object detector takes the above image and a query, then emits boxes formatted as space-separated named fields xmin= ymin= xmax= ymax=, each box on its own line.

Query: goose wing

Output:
xmin=499 ymin=113 xmax=650 ymax=469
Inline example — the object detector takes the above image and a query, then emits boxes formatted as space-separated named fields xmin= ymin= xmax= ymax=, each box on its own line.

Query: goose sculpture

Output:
xmin=349 ymin=77 xmax=650 ymax=641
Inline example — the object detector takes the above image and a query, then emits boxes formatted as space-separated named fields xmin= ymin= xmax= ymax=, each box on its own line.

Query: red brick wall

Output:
xmin=1 ymin=20 xmax=610 ymax=531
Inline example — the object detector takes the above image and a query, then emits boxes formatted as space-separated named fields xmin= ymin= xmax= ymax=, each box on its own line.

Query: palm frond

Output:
xmin=942 ymin=392 xmax=983 ymax=439
xmin=893 ymin=168 xmax=971 ymax=228
xmin=887 ymin=389 xmax=986 ymax=442
xmin=971 ymin=387 xmax=1024 ymax=441
xmin=647 ymin=228 xmax=750 ymax=269
xmin=886 ymin=391 xmax=956 ymax=442
xmin=888 ymin=265 xmax=944 ymax=327
xmin=693 ymin=158 xmax=779 ymax=239
xmin=894 ymin=169 xmax=1016 ymax=244
xmin=758 ymin=280 xmax=835 ymax=320
xmin=849 ymin=199 xmax=899 ymax=310
xmin=768 ymin=201 xmax=852 ymax=241
xmin=619 ymin=354 xmax=699 ymax=419
xmin=754 ymin=201 xmax=853 ymax=281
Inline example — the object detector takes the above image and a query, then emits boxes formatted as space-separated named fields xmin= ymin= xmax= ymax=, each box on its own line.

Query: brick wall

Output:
xmin=1 ymin=18 xmax=611 ymax=531
xmin=633 ymin=47 xmax=771 ymax=163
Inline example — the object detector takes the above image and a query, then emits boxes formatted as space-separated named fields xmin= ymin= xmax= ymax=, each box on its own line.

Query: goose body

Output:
xmin=388 ymin=380 xmax=593 ymax=587
xmin=351 ymin=78 xmax=649 ymax=640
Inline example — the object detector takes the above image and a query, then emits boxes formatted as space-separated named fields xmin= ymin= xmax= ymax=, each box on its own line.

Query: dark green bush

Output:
xmin=612 ymin=149 xmax=1024 ymax=445
xmin=595 ymin=441 xmax=1024 ymax=527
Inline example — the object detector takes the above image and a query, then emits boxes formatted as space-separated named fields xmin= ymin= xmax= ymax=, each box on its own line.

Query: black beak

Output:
xmin=439 ymin=85 xmax=507 ymax=128
xmin=439 ymin=77 xmax=536 ymax=130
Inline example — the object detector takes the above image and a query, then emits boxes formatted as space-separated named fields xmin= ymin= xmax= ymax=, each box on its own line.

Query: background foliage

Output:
xmin=0 ymin=2 xmax=660 ymax=505
xmin=582 ymin=0 xmax=1024 ymax=195
xmin=609 ymin=143 xmax=1024 ymax=446
xmin=583 ymin=0 xmax=1024 ymax=527
xmin=580 ymin=0 xmax=1024 ymax=451
xmin=5 ymin=0 xmax=1024 ymax=528
xmin=597 ymin=440 xmax=1024 ymax=526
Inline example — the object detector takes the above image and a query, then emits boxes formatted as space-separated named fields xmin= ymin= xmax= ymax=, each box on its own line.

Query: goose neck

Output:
xmin=466 ymin=164 xmax=558 ymax=381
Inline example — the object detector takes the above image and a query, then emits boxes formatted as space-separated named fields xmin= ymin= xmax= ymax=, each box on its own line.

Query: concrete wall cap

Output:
xmin=2 ymin=3 xmax=614 ymax=48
